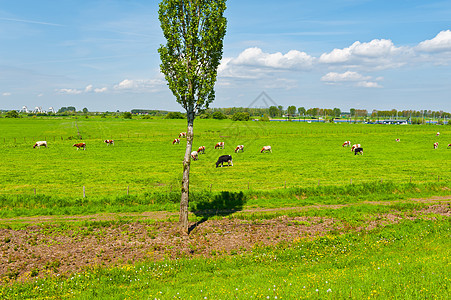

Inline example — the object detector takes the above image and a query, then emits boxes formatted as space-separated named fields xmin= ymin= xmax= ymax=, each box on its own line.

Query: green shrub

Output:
xmin=232 ymin=112 xmax=250 ymax=121
xmin=165 ymin=112 xmax=186 ymax=119
xmin=212 ymin=111 xmax=227 ymax=119
xmin=122 ymin=112 xmax=132 ymax=119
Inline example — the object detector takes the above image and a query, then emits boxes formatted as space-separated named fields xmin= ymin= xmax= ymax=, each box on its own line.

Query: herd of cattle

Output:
xmin=174 ymin=132 xmax=272 ymax=167
xmin=32 ymin=139 xmax=114 ymax=150
xmin=32 ymin=131 xmax=448 ymax=167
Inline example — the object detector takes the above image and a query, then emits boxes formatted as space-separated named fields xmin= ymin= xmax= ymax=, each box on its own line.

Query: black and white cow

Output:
xmin=216 ymin=155 xmax=233 ymax=168
xmin=354 ymin=147 xmax=363 ymax=155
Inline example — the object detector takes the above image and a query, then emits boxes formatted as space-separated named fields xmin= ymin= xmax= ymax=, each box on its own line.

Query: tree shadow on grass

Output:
xmin=188 ymin=191 xmax=246 ymax=234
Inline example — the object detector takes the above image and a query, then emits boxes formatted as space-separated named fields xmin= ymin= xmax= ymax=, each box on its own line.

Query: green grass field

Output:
xmin=0 ymin=116 xmax=450 ymax=298
xmin=0 ymin=117 xmax=449 ymax=198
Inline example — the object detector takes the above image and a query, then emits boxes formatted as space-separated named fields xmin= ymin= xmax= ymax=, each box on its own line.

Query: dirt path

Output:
xmin=0 ymin=197 xmax=450 ymax=283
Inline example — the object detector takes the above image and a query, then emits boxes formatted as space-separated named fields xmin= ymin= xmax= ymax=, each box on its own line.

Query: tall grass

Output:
xmin=0 ymin=181 xmax=448 ymax=218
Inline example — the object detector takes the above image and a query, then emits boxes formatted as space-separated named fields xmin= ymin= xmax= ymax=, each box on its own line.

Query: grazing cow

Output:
xmin=395 ymin=138 xmax=400 ymax=142
xmin=354 ymin=147 xmax=363 ymax=155
xmin=261 ymin=145 xmax=272 ymax=153
xmin=342 ymin=141 xmax=351 ymax=147
xmin=216 ymin=155 xmax=233 ymax=168
xmin=436 ymin=132 xmax=440 ymax=136
xmin=33 ymin=141 xmax=47 ymax=148
xmin=190 ymin=151 xmax=198 ymax=161
xmin=104 ymin=139 xmax=114 ymax=146
xmin=235 ymin=145 xmax=244 ymax=153
xmin=351 ymin=144 xmax=361 ymax=152
xmin=173 ymin=138 xmax=180 ymax=145
xmin=215 ymin=142 xmax=225 ymax=149
xmin=197 ymin=146 xmax=205 ymax=154
xmin=433 ymin=142 xmax=439 ymax=149
xmin=73 ymin=142 xmax=86 ymax=150
xmin=179 ymin=132 xmax=187 ymax=138
xmin=447 ymin=144 xmax=451 ymax=148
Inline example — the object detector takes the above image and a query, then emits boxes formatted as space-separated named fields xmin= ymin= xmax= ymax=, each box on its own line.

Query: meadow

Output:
xmin=0 ymin=116 xmax=449 ymax=199
xmin=0 ymin=116 xmax=450 ymax=299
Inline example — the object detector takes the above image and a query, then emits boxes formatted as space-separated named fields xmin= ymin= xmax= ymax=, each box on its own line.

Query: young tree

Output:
xmin=269 ymin=106 xmax=279 ymax=118
xmin=158 ymin=0 xmax=227 ymax=234
xmin=287 ymin=105 xmax=296 ymax=116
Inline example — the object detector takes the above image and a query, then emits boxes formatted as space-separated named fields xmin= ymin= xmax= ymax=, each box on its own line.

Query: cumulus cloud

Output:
xmin=2 ymin=92 xmax=11 ymax=96
xmin=321 ymin=71 xmax=382 ymax=88
xmin=416 ymin=30 xmax=451 ymax=52
xmin=231 ymin=47 xmax=314 ymax=69
xmin=113 ymin=79 xmax=165 ymax=91
xmin=85 ymin=85 xmax=93 ymax=92
xmin=319 ymin=39 xmax=411 ymax=69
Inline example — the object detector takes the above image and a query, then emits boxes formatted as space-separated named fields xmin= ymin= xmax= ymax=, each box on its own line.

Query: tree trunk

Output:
xmin=179 ymin=112 xmax=194 ymax=234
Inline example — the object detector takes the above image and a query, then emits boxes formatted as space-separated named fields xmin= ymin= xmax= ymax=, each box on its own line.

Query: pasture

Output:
xmin=0 ymin=116 xmax=450 ymax=298
xmin=0 ymin=117 xmax=449 ymax=199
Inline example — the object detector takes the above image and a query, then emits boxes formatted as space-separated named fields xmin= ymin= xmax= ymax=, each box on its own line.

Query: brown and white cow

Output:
xmin=447 ymin=144 xmax=451 ymax=148
xmin=395 ymin=138 xmax=400 ymax=142
xmin=436 ymin=132 xmax=440 ymax=136
xmin=433 ymin=142 xmax=439 ymax=149
xmin=215 ymin=142 xmax=225 ymax=149
xmin=191 ymin=151 xmax=199 ymax=161
xmin=179 ymin=132 xmax=187 ymax=138
xmin=173 ymin=138 xmax=180 ymax=145
xmin=73 ymin=142 xmax=86 ymax=150
xmin=235 ymin=145 xmax=244 ymax=153
xmin=197 ymin=146 xmax=205 ymax=154
xmin=33 ymin=141 xmax=47 ymax=148
xmin=342 ymin=141 xmax=351 ymax=147
xmin=104 ymin=139 xmax=114 ymax=146
xmin=351 ymin=144 xmax=361 ymax=152
xmin=261 ymin=145 xmax=272 ymax=153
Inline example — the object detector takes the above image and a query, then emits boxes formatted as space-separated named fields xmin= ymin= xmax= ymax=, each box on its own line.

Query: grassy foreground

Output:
xmin=1 ymin=218 xmax=449 ymax=299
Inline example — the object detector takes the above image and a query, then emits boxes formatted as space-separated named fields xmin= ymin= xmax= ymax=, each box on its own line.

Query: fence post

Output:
xmin=248 ymin=181 xmax=250 ymax=190
xmin=318 ymin=179 xmax=320 ymax=186
xmin=83 ymin=186 xmax=86 ymax=198
xmin=381 ymin=178 xmax=383 ymax=184
xmin=284 ymin=181 xmax=286 ymax=189
xmin=210 ymin=184 xmax=212 ymax=192
xmin=350 ymin=178 xmax=352 ymax=185
xmin=127 ymin=185 xmax=129 ymax=195
xmin=34 ymin=188 xmax=36 ymax=195
xmin=410 ymin=176 xmax=412 ymax=183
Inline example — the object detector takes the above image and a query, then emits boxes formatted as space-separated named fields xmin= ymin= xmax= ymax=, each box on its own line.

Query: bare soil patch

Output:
xmin=0 ymin=199 xmax=449 ymax=283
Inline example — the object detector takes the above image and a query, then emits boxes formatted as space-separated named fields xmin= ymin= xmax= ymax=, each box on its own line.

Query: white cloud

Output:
xmin=416 ymin=30 xmax=451 ymax=52
xmin=321 ymin=71 xmax=371 ymax=82
xmin=94 ymin=87 xmax=107 ymax=93
xmin=319 ymin=39 xmax=410 ymax=69
xmin=85 ymin=84 xmax=93 ymax=92
xmin=113 ymin=79 xmax=164 ymax=91
xmin=57 ymin=88 xmax=82 ymax=95
xmin=321 ymin=71 xmax=382 ymax=88
xmin=221 ymin=47 xmax=314 ymax=73
xmin=2 ymin=92 xmax=11 ymax=96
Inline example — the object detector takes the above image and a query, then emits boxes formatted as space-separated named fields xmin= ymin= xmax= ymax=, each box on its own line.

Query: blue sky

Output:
xmin=1 ymin=0 xmax=450 ymax=113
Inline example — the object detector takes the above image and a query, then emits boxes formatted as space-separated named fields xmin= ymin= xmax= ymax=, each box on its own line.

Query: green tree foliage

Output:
xmin=269 ymin=106 xmax=279 ymax=117
xmin=123 ymin=112 xmax=132 ymax=119
xmin=232 ymin=112 xmax=250 ymax=121
xmin=298 ymin=107 xmax=306 ymax=116
xmin=5 ymin=110 xmax=20 ymax=118
xmin=158 ymin=0 xmax=227 ymax=233
xmin=287 ymin=106 xmax=296 ymax=116
xmin=165 ymin=112 xmax=186 ymax=119
xmin=58 ymin=106 xmax=76 ymax=113
xmin=212 ymin=111 xmax=227 ymax=119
